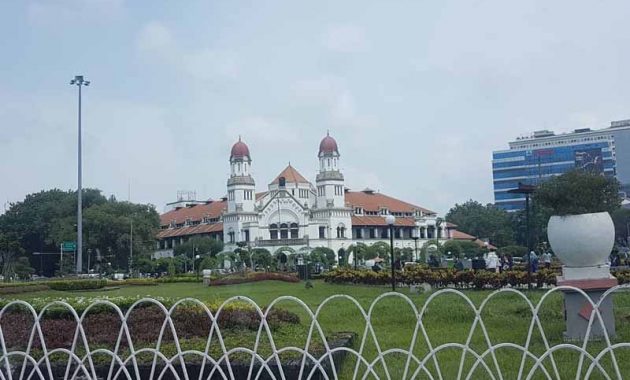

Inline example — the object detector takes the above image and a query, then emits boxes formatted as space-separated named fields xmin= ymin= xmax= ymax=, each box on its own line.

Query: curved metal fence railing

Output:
xmin=1 ymin=285 xmax=630 ymax=379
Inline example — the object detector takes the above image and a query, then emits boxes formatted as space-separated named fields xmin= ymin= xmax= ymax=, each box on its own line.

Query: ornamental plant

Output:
xmin=533 ymin=169 xmax=621 ymax=216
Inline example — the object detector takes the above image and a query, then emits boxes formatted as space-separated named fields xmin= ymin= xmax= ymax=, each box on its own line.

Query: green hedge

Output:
xmin=156 ymin=276 xmax=201 ymax=283
xmin=113 ymin=278 xmax=158 ymax=286
xmin=47 ymin=279 xmax=108 ymax=291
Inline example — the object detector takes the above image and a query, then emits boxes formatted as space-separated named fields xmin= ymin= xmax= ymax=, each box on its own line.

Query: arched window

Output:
xmin=336 ymin=224 xmax=346 ymax=238
xmin=269 ymin=224 xmax=278 ymax=240
xmin=290 ymin=223 xmax=299 ymax=239
xmin=280 ymin=223 xmax=289 ymax=239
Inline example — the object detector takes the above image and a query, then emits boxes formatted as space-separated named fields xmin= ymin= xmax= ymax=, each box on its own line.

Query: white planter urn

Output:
xmin=547 ymin=212 xmax=615 ymax=279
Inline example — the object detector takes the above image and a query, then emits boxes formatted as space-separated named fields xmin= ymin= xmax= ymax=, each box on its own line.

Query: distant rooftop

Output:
xmin=512 ymin=119 xmax=630 ymax=142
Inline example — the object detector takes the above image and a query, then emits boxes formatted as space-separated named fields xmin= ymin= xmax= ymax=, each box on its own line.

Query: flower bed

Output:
xmin=0 ymin=284 xmax=49 ymax=295
xmin=0 ymin=296 xmax=300 ymax=350
xmin=322 ymin=267 xmax=560 ymax=289
xmin=210 ymin=272 xmax=299 ymax=286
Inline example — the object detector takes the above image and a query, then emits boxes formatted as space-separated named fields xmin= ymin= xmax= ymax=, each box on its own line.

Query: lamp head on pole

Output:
xmin=385 ymin=214 xmax=396 ymax=226
xmin=70 ymin=75 xmax=90 ymax=86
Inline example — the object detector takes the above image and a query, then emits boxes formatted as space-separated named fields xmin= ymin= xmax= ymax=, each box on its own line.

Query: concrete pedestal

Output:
xmin=202 ymin=269 xmax=212 ymax=286
xmin=558 ymin=277 xmax=617 ymax=341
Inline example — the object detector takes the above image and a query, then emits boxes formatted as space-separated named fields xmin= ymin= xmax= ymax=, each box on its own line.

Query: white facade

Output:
xmin=223 ymin=134 xmax=353 ymax=256
xmin=217 ymin=134 xmax=451 ymax=262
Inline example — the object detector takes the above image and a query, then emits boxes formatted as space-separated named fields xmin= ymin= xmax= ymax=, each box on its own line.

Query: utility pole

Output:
xmin=70 ymin=75 xmax=90 ymax=274
xmin=129 ymin=218 xmax=133 ymax=275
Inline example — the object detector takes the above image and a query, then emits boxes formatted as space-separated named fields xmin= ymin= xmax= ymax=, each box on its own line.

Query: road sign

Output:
xmin=62 ymin=241 xmax=76 ymax=252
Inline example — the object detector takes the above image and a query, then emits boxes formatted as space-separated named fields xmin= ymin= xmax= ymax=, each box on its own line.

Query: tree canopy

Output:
xmin=534 ymin=169 xmax=621 ymax=216
xmin=0 ymin=188 xmax=160 ymax=276
xmin=446 ymin=200 xmax=514 ymax=247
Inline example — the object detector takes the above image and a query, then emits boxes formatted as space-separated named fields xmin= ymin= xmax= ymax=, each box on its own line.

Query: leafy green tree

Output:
xmin=364 ymin=241 xmax=390 ymax=260
xmin=441 ymin=240 xmax=463 ymax=258
xmin=534 ymin=169 xmax=621 ymax=216
xmin=346 ymin=243 xmax=368 ymax=265
xmin=337 ymin=248 xmax=346 ymax=266
xmin=611 ymin=208 xmax=630 ymax=246
xmin=133 ymin=257 xmax=156 ymax=274
xmin=233 ymin=241 xmax=252 ymax=269
xmin=173 ymin=236 xmax=223 ymax=257
xmin=509 ymin=205 xmax=548 ymax=249
xmin=420 ymin=239 xmax=442 ymax=259
xmin=497 ymin=245 xmax=528 ymax=258
xmin=310 ymin=247 xmax=335 ymax=265
xmin=251 ymin=248 xmax=273 ymax=270
xmin=198 ymin=256 xmax=219 ymax=270
xmin=14 ymin=257 xmax=36 ymax=280
xmin=457 ymin=241 xmax=483 ymax=259
xmin=0 ymin=189 xmax=159 ymax=276
xmin=0 ymin=232 xmax=24 ymax=281
xmin=446 ymin=200 xmax=515 ymax=247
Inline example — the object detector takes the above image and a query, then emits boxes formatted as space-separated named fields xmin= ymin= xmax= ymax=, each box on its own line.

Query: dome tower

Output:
xmin=315 ymin=132 xmax=344 ymax=208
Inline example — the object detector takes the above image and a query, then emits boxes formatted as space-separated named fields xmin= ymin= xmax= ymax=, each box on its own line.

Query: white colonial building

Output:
xmin=156 ymin=133 xmax=483 ymax=262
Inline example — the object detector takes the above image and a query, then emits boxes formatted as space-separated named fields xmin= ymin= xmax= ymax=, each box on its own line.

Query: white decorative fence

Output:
xmin=2 ymin=285 xmax=630 ymax=379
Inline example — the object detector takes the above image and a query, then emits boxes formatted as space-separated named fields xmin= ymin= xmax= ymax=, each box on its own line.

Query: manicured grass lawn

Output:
xmin=4 ymin=281 xmax=630 ymax=379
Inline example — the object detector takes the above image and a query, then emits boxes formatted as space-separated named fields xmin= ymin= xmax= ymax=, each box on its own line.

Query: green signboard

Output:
xmin=62 ymin=241 xmax=76 ymax=252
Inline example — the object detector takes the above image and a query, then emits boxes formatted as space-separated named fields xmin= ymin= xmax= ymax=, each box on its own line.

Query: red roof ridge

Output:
xmin=345 ymin=190 xmax=435 ymax=214
xmin=271 ymin=164 xmax=310 ymax=184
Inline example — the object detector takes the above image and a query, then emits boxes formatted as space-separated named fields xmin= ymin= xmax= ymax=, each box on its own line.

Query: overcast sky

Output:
xmin=2 ymin=0 xmax=630 ymax=215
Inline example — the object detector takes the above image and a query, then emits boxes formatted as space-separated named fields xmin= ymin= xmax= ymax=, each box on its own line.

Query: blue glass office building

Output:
xmin=492 ymin=120 xmax=630 ymax=211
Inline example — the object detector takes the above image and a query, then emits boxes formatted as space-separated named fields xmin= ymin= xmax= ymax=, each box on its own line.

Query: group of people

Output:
xmin=478 ymin=252 xmax=515 ymax=273
xmin=522 ymin=250 xmax=553 ymax=273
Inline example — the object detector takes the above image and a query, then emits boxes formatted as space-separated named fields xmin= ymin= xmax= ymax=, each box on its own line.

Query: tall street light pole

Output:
xmin=70 ymin=75 xmax=90 ymax=274
xmin=508 ymin=182 xmax=536 ymax=290
xmin=386 ymin=214 xmax=396 ymax=291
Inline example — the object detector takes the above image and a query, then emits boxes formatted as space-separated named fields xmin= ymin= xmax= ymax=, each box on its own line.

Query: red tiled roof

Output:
xmin=156 ymin=222 xmax=223 ymax=239
xmin=271 ymin=165 xmax=310 ymax=184
xmin=474 ymin=239 xmax=497 ymax=250
xmin=345 ymin=191 xmax=435 ymax=214
xmin=351 ymin=215 xmax=416 ymax=226
xmin=450 ymin=229 xmax=498 ymax=250
xmin=159 ymin=200 xmax=227 ymax=226
xmin=450 ymin=230 xmax=477 ymax=240
xmin=256 ymin=191 xmax=267 ymax=200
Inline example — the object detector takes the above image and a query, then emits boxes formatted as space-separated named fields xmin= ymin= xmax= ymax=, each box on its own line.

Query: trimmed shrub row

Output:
xmin=211 ymin=272 xmax=299 ymax=286
xmin=156 ymin=276 xmax=202 ymax=283
xmin=613 ymin=270 xmax=630 ymax=285
xmin=46 ymin=279 xmax=108 ymax=291
xmin=322 ymin=268 xmax=560 ymax=289
xmin=117 ymin=278 xmax=158 ymax=286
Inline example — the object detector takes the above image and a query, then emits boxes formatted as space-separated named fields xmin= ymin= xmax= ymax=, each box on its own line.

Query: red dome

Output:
xmin=230 ymin=138 xmax=250 ymax=160
xmin=319 ymin=132 xmax=339 ymax=155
